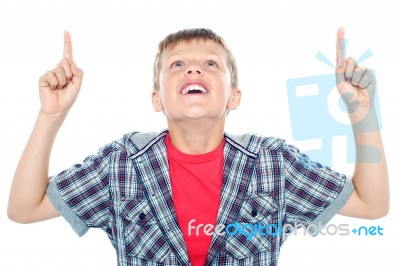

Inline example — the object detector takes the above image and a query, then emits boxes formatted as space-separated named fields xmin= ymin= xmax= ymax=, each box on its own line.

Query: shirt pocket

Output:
xmin=119 ymin=197 xmax=172 ymax=262
xmin=224 ymin=192 xmax=277 ymax=260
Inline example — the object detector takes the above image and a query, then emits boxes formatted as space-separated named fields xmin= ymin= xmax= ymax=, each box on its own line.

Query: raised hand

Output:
xmin=38 ymin=31 xmax=84 ymax=116
xmin=335 ymin=28 xmax=376 ymax=127
xmin=334 ymin=28 xmax=388 ymax=220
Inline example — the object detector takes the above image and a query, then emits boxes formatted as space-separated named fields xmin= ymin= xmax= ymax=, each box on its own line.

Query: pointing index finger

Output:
xmin=336 ymin=27 xmax=346 ymax=67
xmin=64 ymin=31 xmax=73 ymax=63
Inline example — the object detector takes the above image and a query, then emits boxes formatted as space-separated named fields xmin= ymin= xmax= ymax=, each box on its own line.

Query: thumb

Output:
xmin=70 ymin=62 xmax=84 ymax=89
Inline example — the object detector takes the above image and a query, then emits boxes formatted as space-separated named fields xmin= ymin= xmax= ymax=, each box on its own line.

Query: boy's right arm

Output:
xmin=7 ymin=31 xmax=84 ymax=223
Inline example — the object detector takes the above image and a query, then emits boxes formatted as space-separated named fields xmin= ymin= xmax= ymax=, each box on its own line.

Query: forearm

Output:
xmin=351 ymin=108 xmax=389 ymax=218
xmin=7 ymin=111 xmax=66 ymax=221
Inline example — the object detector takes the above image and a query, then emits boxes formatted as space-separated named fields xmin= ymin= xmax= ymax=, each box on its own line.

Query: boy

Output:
xmin=8 ymin=28 xmax=389 ymax=265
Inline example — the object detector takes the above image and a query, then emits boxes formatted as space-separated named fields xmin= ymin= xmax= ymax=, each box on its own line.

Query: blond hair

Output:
xmin=153 ymin=28 xmax=238 ymax=90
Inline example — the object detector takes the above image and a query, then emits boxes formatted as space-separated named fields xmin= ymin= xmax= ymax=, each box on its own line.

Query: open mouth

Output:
xmin=182 ymin=84 xmax=207 ymax=95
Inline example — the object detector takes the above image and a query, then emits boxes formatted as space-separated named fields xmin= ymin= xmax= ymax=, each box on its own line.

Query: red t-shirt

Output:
xmin=166 ymin=134 xmax=224 ymax=266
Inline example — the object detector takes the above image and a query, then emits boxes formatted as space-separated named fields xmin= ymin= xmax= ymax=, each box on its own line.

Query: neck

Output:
xmin=167 ymin=118 xmax=225 ymax=154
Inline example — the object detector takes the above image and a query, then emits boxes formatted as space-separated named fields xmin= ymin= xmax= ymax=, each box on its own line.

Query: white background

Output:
xmin=1 ymin=0 xmax=399 ymax=265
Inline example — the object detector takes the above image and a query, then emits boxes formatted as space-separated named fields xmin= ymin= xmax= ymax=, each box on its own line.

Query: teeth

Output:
xmin=182 ymin=84 xmax=207 ymax=94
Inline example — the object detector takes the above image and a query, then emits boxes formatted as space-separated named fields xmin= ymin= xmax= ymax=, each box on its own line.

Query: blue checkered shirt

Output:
xmin=47 ymin=130 xmax=354 ymax=265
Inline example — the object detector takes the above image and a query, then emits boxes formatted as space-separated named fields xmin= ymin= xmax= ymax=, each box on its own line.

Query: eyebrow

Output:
xmin=164 ymin=52 xmax=181 ymax=61
xmin=164 ymin=51 xmax=223 ymax=62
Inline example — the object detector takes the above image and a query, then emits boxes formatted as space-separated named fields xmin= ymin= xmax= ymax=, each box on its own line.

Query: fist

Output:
xmin=39 ymin=31 xmax=83 ymax=116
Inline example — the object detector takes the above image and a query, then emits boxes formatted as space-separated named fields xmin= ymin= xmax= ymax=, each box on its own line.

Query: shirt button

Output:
xmin=269 ymin=226 xmax=276 ymax=234
xmin=139 ymin=213 xmax=145 ymax=220
xmin=251 ymin=209 xmax=258 ymax=217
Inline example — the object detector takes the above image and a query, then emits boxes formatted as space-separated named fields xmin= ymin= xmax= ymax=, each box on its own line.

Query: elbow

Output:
xmin=7 ymin=209 xmax=26 ymax=224
xmin=8 ymin=213 xmax=35 ymax=224
xmin=8 ymin=212 xmax=22 ymax=224
xmin=356 ymin=188 xmax=390 ymax=220
xmin=364 ymin=203 xmax=390 ymax=220
xmin=374 ymin=207 xmax=390 ymax=219
xmin=7 ymin=204 xmax=34 ymax=224
xmin=365 ymin=211 xmax=388 ymax=220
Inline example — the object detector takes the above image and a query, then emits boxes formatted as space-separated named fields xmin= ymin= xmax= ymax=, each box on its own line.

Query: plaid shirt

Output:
xmin=47 ymin=130 xmax=354 ymax=266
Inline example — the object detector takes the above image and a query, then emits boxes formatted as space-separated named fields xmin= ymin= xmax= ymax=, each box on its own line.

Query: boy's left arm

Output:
xmin=335 ymin=28 xmax=389 ymax=219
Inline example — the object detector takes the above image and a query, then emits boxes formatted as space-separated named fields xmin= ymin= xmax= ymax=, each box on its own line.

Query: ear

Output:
xmin=152 ymin=91 xmax=163 ymax=112
xmin=227 ymin=88 xmax=241 ymax=110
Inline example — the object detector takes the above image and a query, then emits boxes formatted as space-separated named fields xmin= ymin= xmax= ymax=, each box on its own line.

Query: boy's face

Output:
xmin=152 ymin=40 xmax=241 ymax=124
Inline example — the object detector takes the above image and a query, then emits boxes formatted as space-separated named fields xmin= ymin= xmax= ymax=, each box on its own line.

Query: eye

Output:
xmin=171 ymin=61 xmax=184 ymax=68
xmin=205 ymin=60 xmax=218 ymax=67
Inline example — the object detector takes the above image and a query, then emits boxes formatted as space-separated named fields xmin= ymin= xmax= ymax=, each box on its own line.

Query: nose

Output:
xmin=185 ymin=63 xmax=203 ymax=76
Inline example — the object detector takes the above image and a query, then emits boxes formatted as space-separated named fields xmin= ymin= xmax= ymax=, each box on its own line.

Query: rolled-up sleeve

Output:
xmin=46 ymin=141 xmax=118 ymax=236
xmin=282 ymin=142 xmax=354 ymax=234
